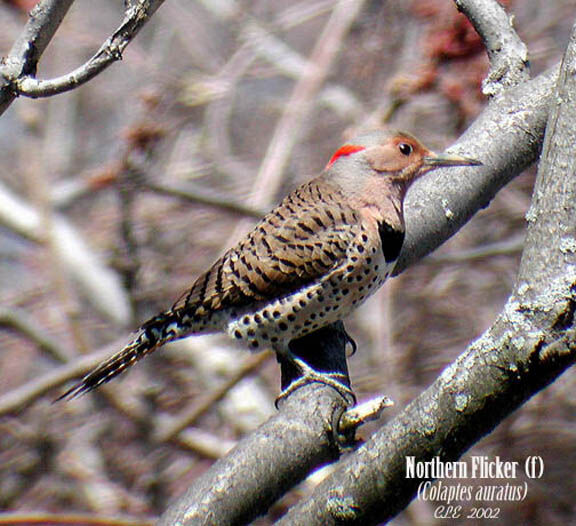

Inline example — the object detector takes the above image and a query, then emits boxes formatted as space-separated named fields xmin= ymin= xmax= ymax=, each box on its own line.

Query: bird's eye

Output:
xmin=398 ymin=143 xmax=413 ymax=156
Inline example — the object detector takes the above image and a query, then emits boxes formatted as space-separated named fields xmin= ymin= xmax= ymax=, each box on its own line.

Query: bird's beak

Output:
xmin=423 ymin=152 xmax=482 ymax=167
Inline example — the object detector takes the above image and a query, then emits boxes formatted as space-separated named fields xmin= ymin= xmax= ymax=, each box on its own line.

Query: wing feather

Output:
xmin=174 ymin=180 xmax=360 ymax=313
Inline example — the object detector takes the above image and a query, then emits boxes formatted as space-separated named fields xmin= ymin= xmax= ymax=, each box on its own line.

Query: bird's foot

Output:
xmin=276 ymin=356 xmax=356 ymax=407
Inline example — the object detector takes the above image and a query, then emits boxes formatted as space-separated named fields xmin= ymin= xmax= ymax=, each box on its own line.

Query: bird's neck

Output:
xmin=350 ymin=177 xmax=408 ymax=233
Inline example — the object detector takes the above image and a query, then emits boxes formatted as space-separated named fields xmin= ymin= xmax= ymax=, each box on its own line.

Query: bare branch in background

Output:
xmin=10 ymin=0 xmax=166 ymax=99
xmin=153 ymin=352 xmax=270 ymax=443
xmin=0 ymin=342 xmax=120 ymax=416
xmin=0 ymin=307 xmax=73 ymax=363
xmin=0 ymin=0 xmax=75 ymax=114
xmin=144 ymin=180 xmax=266 ymax=219
xmin=426 ymin=235 xmax=524 ymax=264
xmin=0 ymin=182 xmax=131 ymax=324
xmin=247 ymin=0 xmax=367 ymax=210
xmin=454 ymin=0 xmax=530 ymax=96
xmin=0 ymin=512 xmax=154 ymax=526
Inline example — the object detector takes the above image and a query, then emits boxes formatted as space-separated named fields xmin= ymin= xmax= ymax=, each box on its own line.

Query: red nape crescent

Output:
xmin=325 ymin=144 xmax=366 ymax=169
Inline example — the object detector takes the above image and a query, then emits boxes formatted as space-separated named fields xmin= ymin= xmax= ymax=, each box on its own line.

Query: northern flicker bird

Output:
xmin=58 ymin=129 xmax=481 ymax=401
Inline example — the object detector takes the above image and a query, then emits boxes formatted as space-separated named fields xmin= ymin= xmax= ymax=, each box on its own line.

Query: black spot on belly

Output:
xmin=378 ymin=221 xmax=405 ymax=263
xmin=234 ymin=330 xmax=243 ymax=339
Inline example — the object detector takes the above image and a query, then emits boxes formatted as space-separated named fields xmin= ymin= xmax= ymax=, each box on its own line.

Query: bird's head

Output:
xmin=324 ymin=129 xmax=481 ymax=186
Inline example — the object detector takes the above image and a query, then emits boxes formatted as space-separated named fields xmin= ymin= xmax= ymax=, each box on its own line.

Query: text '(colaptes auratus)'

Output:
xmin=58 ymin=130 xmax=481 ymax=401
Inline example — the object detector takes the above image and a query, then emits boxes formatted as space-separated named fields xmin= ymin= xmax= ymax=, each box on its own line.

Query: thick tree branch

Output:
xmin=393 ymin=64 xmax=557 ymax=276
xmin=516 ymin=26 xmax=576 ymax=301
xmin=158 ymin=325 xmax=353 ymax=526
xmin=454 ymin=0 xmax=530 ymax=96
xmin=158 ymin=386 xmax=346 ymax=525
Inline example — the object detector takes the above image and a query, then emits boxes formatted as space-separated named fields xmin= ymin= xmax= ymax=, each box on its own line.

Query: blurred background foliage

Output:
xmin=0 ymin=0 xmax=575 ymax=523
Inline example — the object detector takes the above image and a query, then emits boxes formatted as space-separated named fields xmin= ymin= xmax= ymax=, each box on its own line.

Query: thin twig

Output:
xmin=426 ymin=235 xmax=524 ymax=264
xmin=172 ymin=428 xmax=236 ymax=459
xmin=0 ymin=307 xmax=73 ymax=363
xmin=0 ymin=512 xmax=154 ymax=526
xmin=144 ymin=181 xmax=266 ymax=219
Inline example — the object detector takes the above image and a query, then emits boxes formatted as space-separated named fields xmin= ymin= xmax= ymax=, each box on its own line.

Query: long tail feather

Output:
xmin=56 ymin=310 xmax=184 ymax=401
